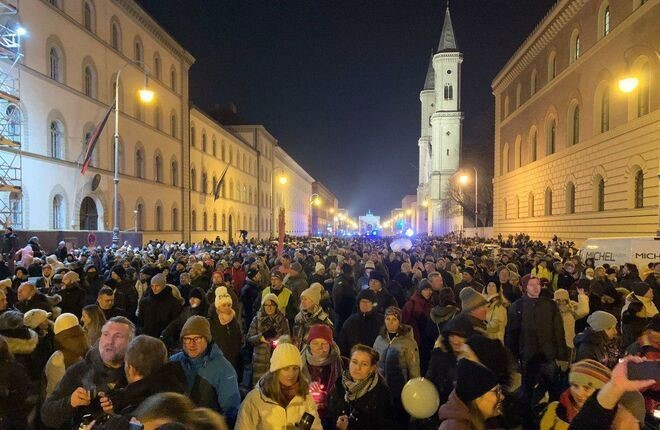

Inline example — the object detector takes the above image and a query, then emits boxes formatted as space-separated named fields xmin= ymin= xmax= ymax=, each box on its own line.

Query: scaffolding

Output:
xmin=0 ymin=0 xmax=22 ymax=228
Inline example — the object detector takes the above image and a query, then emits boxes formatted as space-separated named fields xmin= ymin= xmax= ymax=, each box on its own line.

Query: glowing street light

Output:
xmin=16 ymin=26 xmax=27 ymax=36
xmin=405 ymin=209 xmax=412 ymax=216
xmin=459 ymin=174 xmax=469 ymax=185
xmin=421 ymin=200 xmax=429 ymax=208
xmin=277 ymin=175 xmax=288 ymax=185
xmin=618 ymin=76 xmax=639 ymax=93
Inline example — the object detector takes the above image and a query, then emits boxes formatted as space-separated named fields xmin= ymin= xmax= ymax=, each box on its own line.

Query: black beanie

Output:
xmin=455 ymin=359 xmax=499 ymax=403
xmin=357 ymin=288 xmax=377 ymax=304
xmin=189 ymin=287 xmax=205 ymax=301
xmin=631 ymin=282 xmax=650 ymax=297
xmin=465 ymin=335 xmax=512 ymax=387
xmin=369 ymin=270 xmax=385 ymax=284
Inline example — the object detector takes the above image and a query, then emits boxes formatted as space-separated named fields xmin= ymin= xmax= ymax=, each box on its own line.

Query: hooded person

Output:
xmin=209 ymin=286 xmax=243 ymax=379
xmin=574 ymin=311 xmax=620 ymax=368
xmin=337 ymin=289 xmax=384 ymax=357
xmin=247 ymin=292 xmax=291 ymax=385
xmin=160 ymin=287 xmax=208 ymax=350
xmin=82 ymin=262 xmax=104 ymax=306
xmin=236 ymin=342 xmax=322 ymax=430
xmin=57 ymin=270 xmax=86 ymax=317
xmin=0 ymin=310 xmax=40 ymax=381
xmin=137 ymin=273 xmax=182 ymax=338
xmin=438 ymin=359 xmax=503 ymax=430
xmin=293 ymin=283 xmax=333 ymax=349
xmin=554 ymin=288 xmax=590 ymax=352
xmin=44 ymin=313 xmax=90 ymax=395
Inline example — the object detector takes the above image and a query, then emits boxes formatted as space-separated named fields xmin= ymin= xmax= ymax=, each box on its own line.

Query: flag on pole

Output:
xmin=214 ymin=164 xmax=230 ymax=201
xmin=81 ymin=102 xmax=115 ymax=175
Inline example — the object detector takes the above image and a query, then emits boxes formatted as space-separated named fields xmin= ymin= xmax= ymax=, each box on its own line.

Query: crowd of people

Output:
xmin=0 ymin=228 xmax=658 ymax=430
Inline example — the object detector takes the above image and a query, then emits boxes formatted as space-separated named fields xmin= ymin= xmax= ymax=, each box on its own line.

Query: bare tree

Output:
xmin=448 ymin=175 xmax=493 ymax=227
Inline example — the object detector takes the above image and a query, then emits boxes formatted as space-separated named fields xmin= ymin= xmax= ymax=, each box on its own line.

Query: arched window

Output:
xmin=547 ymin=51 xmax=557 ymax=81
xmin=528 ymin=193 xmax=535 ymax=217
xmin=570 ymin=30 xmax=580 ymax=63
xmin=201 ymin=171 xmax=208 ymax=194
xmin=213 ymin=213 xmax=218 ymax=231
xmin=135 ymin=148 xmax=144 ymax=178
xmin=172 ymin=207 xmax=178 ymax=230
xmin=221 ymin=142 xmax=226 ymax=161
xmin=600 ymin=85 xmax=610 ymax=132
xmin=191 ymin=210 xmax=197 ymax=231
xmin=544 ymin=187 xmax=553 ymax=216
xmin=171 ymin=160 xmax=178 ymax=186
xmin=134 ymin=37 xmax=143 ymax=63
xmin=153 ymin=54 xmax=161 ymax=80
xmin=52 ymin=195 xmax=64 ymax=229
xmin=529 ymin=128 xmax=537 ymax=163
xmin=222 ymin=213 xmax=226 ymax=231
xmin=515 ymin=83 xmax=522 ymax=109
xmin=594 ymin=176 xmax=605 ymax=211
xmin=170 ymin=67 xmax=177 ymax=92
xmin=603 ymin=5 xmax=610 ymax=37
xmin=190 ymin=126 xmax=196 ymax=147
xmin=568 ymin=103 xmax=580 ymax=146
xmin=229 ymin=147 xmax=233 ymax=165
xmin=444 ymin=84 xmax=453 ymax=100
xmin=202 ymin=132 xmax=207 ymax=152
xmin=111 ymin=20 xmax=121 ymax=51
xmin=155 ymin=205 xmax=162 ymax=231
xmin=530 ymin=69 xmax=537 ymax=96
xmin=190 ymin=168 xmax=197 ymax=191
xmin=83 ymin=64 xmax=96 ymax=98
xmin=503 ymin=95 xmax=510 ymax=118
xmin=154 ymin=154 xmax=162 ymax=182
xmin=170 ymin=112 xmax=177 ymax=137
xmin=637 ymin=63 xmax=650 ymax=117
xmin=49 ymin=46 xmax=62 ymax=82
xmin=154 ymin=106 xmax=161 ymax=130
xmin=547 ymin=118 xmax=556 ymax=155
xmin=212 ymin=138 xmax=217 ymax=157
xmin=229 ymin=178 xmax=234 ymax=200
xmin=83 ymin=1 xmax=94 ymax=32
xmin=136 ymin=203 xmax=144 ymax=231
xmin=49 ymin=120 xmax=64 ymax=159
xmin=5 ymin=105 xmax=20 ymax=142
xmin=566 ymin=182 xmax=575 ymax=214
xmin=514 ymin=136 xmax=522 ymax=169
xmin=634 ymin=169 xmax=644 ymax=208
xmin=203 ymin=212 xmax=208 ymax=231
xmin=501 ymin=142 xmax=510 ymax=174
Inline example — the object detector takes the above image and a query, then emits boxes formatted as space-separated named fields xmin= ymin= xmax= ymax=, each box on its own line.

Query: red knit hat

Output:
xmin=307 ymin=324 xmax=333 ymax=344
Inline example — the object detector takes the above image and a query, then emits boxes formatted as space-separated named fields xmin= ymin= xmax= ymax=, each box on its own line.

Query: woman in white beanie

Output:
xmin=247 ymin=293 xmax=290 ymax=385
xmin=209 ymin=286 xmax=244 ymax=379
xmin=236 ymin=341 xmax=322 ymax=430
xmin=293 ymin=283 xmax=333 ymax=349
xmin=44 ymin=313 xmax=89 ymax=395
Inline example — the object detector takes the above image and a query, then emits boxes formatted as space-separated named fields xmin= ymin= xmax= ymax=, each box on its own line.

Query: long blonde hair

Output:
xmin=261 ymin=367 xmax=310 ymax=406
xmin=82 ymin=304 xmax=106 ymax=346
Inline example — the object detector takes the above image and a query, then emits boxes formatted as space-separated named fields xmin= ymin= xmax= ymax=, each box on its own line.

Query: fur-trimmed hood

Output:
xmin=4 ymin=327 xmax=38 ymax=354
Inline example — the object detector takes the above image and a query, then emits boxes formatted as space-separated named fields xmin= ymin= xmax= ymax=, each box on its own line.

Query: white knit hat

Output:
xmin=62 ymin=271 xmax=80 ymax=284
xmin=301 ymin=283 xmax=323 ymax=307
xmin=214 ymin=286 xmax=233 ymax=307
xmin=269 ymin=342 xmax=302 ymax=372
xmin=54 ymin=313 xmax=79 ymax=335
xmin=23 ymin=308 xmax=51 ymax=329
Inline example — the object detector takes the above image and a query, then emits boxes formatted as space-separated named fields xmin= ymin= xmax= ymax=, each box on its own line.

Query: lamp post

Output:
xmin=459 ymin=166 xmax=478 ymax=232
xmin=112 ymin=61 xmax=154 ymax=248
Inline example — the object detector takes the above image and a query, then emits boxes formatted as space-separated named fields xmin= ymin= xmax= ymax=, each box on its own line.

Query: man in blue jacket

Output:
xmin=170 ymin=315 xmax=241 ymax=425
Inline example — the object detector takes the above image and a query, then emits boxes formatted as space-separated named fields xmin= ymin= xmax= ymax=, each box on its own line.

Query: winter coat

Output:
xmin=160 ymin=303 xmax=208 ymax=350
xmin=371 ymin=288 xmax=398 ymax=315
xmin=57 ymin=284 xmax=86 ymax=317
xmin=292 ymin=305 xmax=333 ymax=349
xmin=567 ymin=390 xmax=616 ymax=430
xmin=137 ymin=285 xmax=182 ymax=337
xmin=284 ymin=272 xmax=309 ymax=301
xmin=106 ymin=361 xmax=187 ymax=416
xmin=83 ymin=270 xmax=104 ymax=305
xmin=41 ymin=347 xmax=128 ymax=429
xmin=226 ymin=266 xmax=247 ymax=295
xmin=574 ymin=329 xmax=619 ymax=368
xmin=332 ymin=274 xmax=357 ymax=330
xmin=505 ymin=295 xmax=568 ymax=363
xmin=301 ymin=343 xmax=344 ymax=420
xmin=485 ymin=294 xmax=508 ymax=342
xmin=170 ymin=343 xmax=241 ymax=423
xmin=621 ymin=295 xmax=654 ymax=348
xmin=209 ymin=308 xmax=243 ymax=375
xmin=0 ymin=358 xmax=29 ymax=430
xmin=401 ymin=292 xmax=432 ymax=345
xmin=13 ymin=292 xmax=53 ymax=314
xmin=328 ymin=374 xmax=395 ymax=430
xmin=437 ymin=390 xmax=473 ymax=430
xmin=241 ymin=279 xmax=261 ymax=331
xmin=0 ymin=323 xmax=40 ymax=382
xmin=259 ymin=286 xmax=297 ymax=323
xmin=110 ymin=279 xmax=138 ymax=318
xmin=236 ymin=378 xmax=322 ymax=430
xmin=44 ymin=325 xmax=90 ymax=396
xmin=372 ymin=324 xmax=420 ymax=398
xmin=247 ymin=309 xmax=290 ymax=385
xmin=556 ymin=294 xmax=589 ymax=349
xmin=337 ymin=310 xmax=384 ymax=357
xmin=425 ymin=345 xmax=458 ymax=404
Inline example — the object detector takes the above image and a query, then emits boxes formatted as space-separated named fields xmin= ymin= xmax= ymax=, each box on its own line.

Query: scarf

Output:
xmin=341 ymin=369 xmax=378 ymax=403
xmin=304 ymin=345 xmax=335 ymax=367
xmin=559 ymin=389 xmax=581 ymax=423
xmin=279 ymin=381 xmax=299 ymax=407
xmin=638 ymin=295 xmax=659 ymax=318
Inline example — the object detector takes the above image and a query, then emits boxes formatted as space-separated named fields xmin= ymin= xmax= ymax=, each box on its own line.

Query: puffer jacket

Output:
xmin=438 ymin=390 xmax=473 ymax=430
xmin=574 ymin=329 xmax=619 ymax=368
xmin=247 ymin=309 xmax=290 ymax=385
xmin=372 ymin=324 xmax=420 ymax=397
xmin=292 ymin=305 xmax=333 ymax=349
xmin=235 ymin=378 xmax=322 ymax=430
xmin=0 ymin=357 xmax=29 ymax=429
xmin=170 ymin=343 xmax=241 ymax=423
xmin=485 ymin=294 xmax=507 ymax=342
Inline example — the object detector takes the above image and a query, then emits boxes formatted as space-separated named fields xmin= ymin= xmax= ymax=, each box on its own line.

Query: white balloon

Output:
xmin=401 ymin=377 xmax=440 ymax=419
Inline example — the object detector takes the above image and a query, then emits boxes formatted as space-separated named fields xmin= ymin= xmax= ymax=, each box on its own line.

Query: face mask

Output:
xmin=87 ymin=272 xmax=98 ymax=280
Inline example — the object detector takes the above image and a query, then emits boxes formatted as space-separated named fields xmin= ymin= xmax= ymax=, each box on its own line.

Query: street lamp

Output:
xmin=458 ymin=166 xmax=478 ymax=231
xmin=618 ymin=76 xmax=639 ymax=93
xmin=112 ymin=61 xmax=154 ymax=248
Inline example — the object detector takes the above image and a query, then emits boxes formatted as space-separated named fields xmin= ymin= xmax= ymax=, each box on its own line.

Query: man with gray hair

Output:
xmin=41 ymin=316 xmax=135 ymax=428
xmin=15 ymin=281 xmax=53 ymax=314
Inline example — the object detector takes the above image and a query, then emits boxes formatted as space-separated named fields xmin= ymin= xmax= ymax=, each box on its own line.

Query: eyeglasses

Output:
xmin=182 ymin=336 xmax=205 ymax=345
xmin=263 ymin=303 xmax=277 ymax=308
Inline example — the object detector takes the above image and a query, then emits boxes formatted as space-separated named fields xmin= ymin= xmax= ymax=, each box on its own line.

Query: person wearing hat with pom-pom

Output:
xmin=236 ymin=341 xmax=322 ymax=430
xmin=210 ymin=286 xmax=243 ymax=379
xmin=293 ymin=283 xmax=333 ymax=349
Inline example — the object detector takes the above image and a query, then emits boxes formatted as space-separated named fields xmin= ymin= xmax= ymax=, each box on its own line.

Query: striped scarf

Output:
xmin=341 ymin=369 xmax=378 ymax=403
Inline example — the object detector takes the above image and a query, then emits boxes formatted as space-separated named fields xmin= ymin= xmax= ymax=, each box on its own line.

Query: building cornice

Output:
xmin=491 ymin=0 xmax=586 ymax=90
xmin=112 ymin=0 xmax=195 ymax=66
xmin=274 ymin=146 xmax=315 ymax=183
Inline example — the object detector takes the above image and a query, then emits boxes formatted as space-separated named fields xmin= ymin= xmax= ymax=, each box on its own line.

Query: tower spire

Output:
xmin=437 ymin=2 xmax=458 ymax=52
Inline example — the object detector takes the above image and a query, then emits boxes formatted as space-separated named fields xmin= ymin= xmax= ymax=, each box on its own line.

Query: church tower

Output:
xmin=417 ymin=4 xmax=463 ymax=236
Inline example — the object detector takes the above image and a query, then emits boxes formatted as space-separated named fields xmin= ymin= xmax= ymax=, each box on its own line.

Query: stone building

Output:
xmin=492 ymin=0 xmax=658 ymax=244
xmin=3 ymin=0 xmax=322 ymax=244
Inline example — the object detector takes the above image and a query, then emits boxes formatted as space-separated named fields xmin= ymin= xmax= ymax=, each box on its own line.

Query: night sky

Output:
xmin=137 ymin=0 xmax=556 ymax=217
